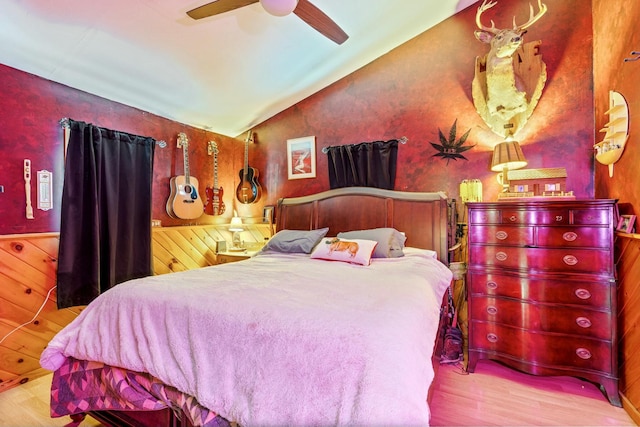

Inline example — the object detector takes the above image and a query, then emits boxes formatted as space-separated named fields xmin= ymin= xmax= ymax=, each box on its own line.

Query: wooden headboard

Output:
xmin=276 ymin=187 xmax=450 ymax=263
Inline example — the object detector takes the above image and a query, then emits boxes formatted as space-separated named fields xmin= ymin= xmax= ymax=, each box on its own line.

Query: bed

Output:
xmin=40 ymin=187 xmax=454 ymax=427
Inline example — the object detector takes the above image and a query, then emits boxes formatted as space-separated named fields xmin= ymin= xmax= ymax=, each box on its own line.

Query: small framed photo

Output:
xmin=287 ymin=136 xmax=316 ymax=180
xmin=616 ymin=214 xmax=636 ymax=233
xmin=262 ymin=205 xmax=275 ymax=224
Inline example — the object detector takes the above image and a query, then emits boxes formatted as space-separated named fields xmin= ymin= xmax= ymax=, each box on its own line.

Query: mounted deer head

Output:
xmin=472 ymin=0 xmax=548 ymax=138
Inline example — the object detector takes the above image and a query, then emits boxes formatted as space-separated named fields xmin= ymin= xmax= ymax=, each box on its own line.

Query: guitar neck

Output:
xmin=213 ymin=153 xmax=219 ymax=188
xmin=179 ymin=133 xmax=191 ymax=184
xmin=243 ymin=138 xmax=249 ymax=176
xmin=208 ymin=140 xmax=220 ymax=189
xmin=183 ymin=144 xmax=191 ymax=184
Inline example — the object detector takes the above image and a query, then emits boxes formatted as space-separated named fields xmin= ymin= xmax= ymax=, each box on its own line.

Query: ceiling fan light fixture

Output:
xmin=260 ymin=0 xmax=298 ymax=16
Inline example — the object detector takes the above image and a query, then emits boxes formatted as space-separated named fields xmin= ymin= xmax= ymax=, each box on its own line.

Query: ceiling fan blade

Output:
xmin=293 ymin=0 xmax=349 ymax=45
xmin=187 ymin=0 xmax=259 ymax=20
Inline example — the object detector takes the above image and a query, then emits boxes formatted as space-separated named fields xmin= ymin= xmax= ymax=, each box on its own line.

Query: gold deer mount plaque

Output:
xmin=473 ymin=40 xmax=547 ymax=138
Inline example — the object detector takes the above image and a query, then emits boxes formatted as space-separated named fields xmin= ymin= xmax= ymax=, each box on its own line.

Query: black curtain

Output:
xmin=326 ymin=139 xmax=399 ymax=189
xmin=56 ymin=120 xmax=156 ymax=308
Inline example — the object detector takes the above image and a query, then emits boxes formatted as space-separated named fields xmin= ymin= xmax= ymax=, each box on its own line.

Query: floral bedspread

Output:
xmin=50 ymin=356 xmax=229 ymax=427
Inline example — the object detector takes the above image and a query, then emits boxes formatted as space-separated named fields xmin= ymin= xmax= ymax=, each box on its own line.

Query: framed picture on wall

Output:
xmin=262 ymin=205 xmax=275 ymax=224
xmin=287 ymin=136 xmax=316 ymax=180
xmin=616 ymin=214 xmax=636 ymax=233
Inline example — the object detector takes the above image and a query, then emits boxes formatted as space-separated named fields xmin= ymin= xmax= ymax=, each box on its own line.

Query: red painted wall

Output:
xmin=593 ymin=0 xmax=640 ymax=217
xmin=0 ymin=0 xmax=598 ymax=235
xmin=0 ymin=64 xmax=250 ymax=235
xmin=251 ymin=0 xmax=595 ymax=209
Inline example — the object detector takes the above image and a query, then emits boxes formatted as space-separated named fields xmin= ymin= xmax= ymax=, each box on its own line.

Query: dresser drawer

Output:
xmin=470 ymin=322 xmax=613 ymax=373
xmin=469 ymin=246 xmax=613 ymax=274
xmin=471 ymin=297 xmax=612 ymax=340
xmin=468 ymin=225 xmax=534 ymax=245
xmin=469 ymin=209 xmax=502 ymax=224
xmin=470 ymin=208 xmax=571 ymax=225
xmin=536 ymin=226 xmax=611 ymax=248
xmin=573 ymin=208 xmax=611 ymax=225
xmin=468 ymin=206 xmax=612 ymax=226
xmin=468 ymin=271 xmax=612 ymax=308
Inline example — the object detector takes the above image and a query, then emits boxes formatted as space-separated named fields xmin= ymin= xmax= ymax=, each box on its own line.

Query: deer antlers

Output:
xmin=517 ymin=0 xmax=548 ymax=30
xmin=476 ymin=0 xmax=499 ymax=34
xmin=476 ymin=0 xmax=547 ymax=33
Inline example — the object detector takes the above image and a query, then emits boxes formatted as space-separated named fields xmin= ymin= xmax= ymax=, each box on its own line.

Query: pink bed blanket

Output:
xmin=41 ymin=249 xmax=452 ymax=426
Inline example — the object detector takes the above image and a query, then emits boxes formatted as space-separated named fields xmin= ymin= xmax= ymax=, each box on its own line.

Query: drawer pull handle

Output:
xmin=495 ymin=230 xmax=508 ymax=240
xmin=555 ymin=215 xmax=564 ymax=222
xmin=487 ymin=306 xmax=498 ymax=315
xmin=496 ymin=252 xmax=508 ymax=261
xmin=576 ymin=317 xmax=592 ymax=328
xmin=487 ymin=281 xmax=498 ymax=290
xmin=487 ymin=333 xmax=498 ymax=343
xmin=576 ymin=348 xmax=592 ymax=360
xmin=563 ymin=255 xmax=578 ymax=266
xmin=508 ymin=215 xmax=517 ymax=222
xmin=575 ymin=288 xmax=592 ymax=300
xmin=563 ymin=232 xmax=578 ymax=242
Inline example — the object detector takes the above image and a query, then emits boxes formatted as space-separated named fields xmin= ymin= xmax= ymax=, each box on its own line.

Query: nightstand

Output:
xmin=216 ymin=250 xmax=257 ymax=264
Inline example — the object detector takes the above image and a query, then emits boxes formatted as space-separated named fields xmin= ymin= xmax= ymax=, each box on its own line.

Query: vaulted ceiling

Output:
xmin=0 ymin=0 xmax=478 ymax=136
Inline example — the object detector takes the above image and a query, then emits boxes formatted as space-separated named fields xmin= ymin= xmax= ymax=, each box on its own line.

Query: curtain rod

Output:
xmin=59 ymin=117 xmax=166 ymax=148
xmin=321 ymin=136 xmax=407 ymax=154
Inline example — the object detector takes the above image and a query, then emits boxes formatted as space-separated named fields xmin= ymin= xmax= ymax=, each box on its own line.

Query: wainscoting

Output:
xmin=0 ymin=233 xmax=78 ymax=393
xmin=615 ymin=232 xmax=640 ymax=424
xmin=0 ymin=224 xmax=270 ymax=393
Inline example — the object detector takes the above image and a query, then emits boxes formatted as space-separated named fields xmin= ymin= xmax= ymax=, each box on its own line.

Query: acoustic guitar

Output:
xmin=166 ymin=133 xmax=204 ymax=219
xmin=236 ymin=130 xmax=261 ymax=204
xmin=204 ymin=140 xmax=225 ymax=216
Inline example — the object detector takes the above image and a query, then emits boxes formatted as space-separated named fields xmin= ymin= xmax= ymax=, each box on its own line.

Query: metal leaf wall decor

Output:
xmin=430 ymin=119 xmax=475 ymax=164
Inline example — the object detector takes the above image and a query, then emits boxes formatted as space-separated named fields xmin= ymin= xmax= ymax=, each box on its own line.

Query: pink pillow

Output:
xmin=310 ymin=237 xmax=378 ymax=266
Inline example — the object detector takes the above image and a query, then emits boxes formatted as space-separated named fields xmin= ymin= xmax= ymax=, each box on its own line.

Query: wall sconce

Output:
xmin=229 ymin=216 xmax=244 ymax=248
xmin=491 ymin=140 xmax=528 ymax=193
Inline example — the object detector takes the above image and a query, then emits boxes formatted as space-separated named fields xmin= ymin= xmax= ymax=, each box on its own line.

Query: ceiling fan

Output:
xmin=186 ymin=0 xmax=349 ymax=45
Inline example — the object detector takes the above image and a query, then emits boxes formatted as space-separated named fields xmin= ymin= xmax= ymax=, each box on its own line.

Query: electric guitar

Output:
xmin=204 ymin=140 xmax=225 ymax=216
xmin=166 ymin=133 xmax=204 ymax=219
xmin=235 ymin=130 xmax=261 ymax=204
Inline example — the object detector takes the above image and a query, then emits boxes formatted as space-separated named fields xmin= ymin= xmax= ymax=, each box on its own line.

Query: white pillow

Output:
xmin=310 ymin=237 xmax=378 ymax=266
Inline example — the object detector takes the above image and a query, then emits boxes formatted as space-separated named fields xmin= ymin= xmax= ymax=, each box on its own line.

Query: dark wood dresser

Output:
xmin=466 ymin=199 xmax=620 ymax=406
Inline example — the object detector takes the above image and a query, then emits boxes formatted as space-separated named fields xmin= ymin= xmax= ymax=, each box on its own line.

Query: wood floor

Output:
xmin=430 ymin=360 xmax=635 ymax=426
xmin=0 ymin=359 xmax=635 ymax=426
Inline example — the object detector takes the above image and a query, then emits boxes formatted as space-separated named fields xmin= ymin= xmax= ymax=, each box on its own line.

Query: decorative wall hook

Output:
xmin=624 ymin=51 xmax=640 ymax=62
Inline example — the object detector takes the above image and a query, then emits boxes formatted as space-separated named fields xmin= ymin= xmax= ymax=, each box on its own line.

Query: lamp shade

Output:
xmin=260 ymin=0 xmax=299 ymax=16
xmin=491 ymin=141 xmax=528 ymax=172
xmin=229 ymin=216 xmax=244 ymax=232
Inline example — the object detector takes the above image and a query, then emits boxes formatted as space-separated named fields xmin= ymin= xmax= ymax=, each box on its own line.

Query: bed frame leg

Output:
xmin=68 ymin=413 xmax=86 ymax=424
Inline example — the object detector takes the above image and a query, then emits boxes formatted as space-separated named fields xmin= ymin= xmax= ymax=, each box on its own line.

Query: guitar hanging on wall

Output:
xmin=204 ymin=140 xmax=225 ymax=216
xmin=236 ymin=130 xmax=261 ymax=204
xmin=166 ymin=132 xmax=204 ymax=219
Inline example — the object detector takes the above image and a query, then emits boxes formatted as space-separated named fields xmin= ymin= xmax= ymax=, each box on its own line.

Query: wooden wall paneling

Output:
xmin=178 ymin=229 xmax=218 ymax=266
xmin=152 ymin=241 xmax=183 ymax=275
xmin=150 ymin=224 xmax=270 ymax=275
xmin=245 ymin=225 xmax=271 ymax=245
xmin=152 ymin=231 xmax=202 ymax=272
xmin=191 ymin=227 xmax=223 ymax=258
xmin=615 ymin=234 xmax=640 ymax=424
xmin=161 ymin=229 xmax=212 ymax=269
xmin=0 ymin=224 xmax=271 ymax=393
xmin=0 ymin=234 xmax=61 ymax=393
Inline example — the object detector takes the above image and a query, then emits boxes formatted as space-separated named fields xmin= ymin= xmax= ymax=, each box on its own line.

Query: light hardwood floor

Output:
xmin=0 ymin=359 xmax=635 ymax=426
xmin=430 ymin=360 xmax=635 ymax=426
